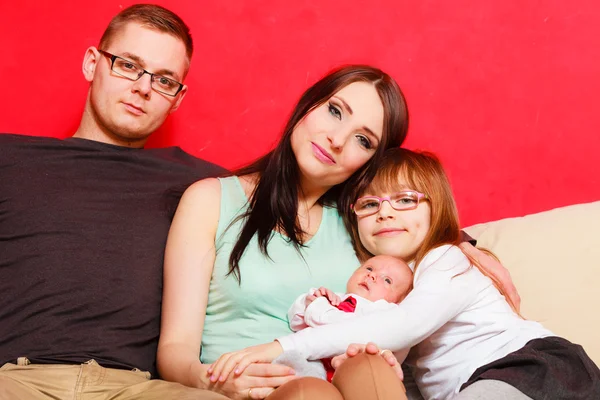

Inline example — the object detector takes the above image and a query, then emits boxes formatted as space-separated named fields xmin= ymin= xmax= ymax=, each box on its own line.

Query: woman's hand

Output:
xmin=208 ymin=341 xmax=287 ymax=383
xmin=331 ymin=342 xmax=403 ymax=380
xmin=207 ymin=362 xmax=296 ymax=399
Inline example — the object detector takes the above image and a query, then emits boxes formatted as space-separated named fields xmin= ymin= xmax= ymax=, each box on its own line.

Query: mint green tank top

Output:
xmin=200 ymin=176 xmax=361 ymax=363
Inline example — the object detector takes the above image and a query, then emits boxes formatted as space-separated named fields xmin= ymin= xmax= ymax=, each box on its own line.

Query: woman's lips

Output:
xmin=311 ymin=143 xmax=335 ymax=165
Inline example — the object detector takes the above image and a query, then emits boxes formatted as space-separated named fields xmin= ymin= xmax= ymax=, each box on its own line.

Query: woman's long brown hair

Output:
xmin=228 ymin=65 xmax=409 ymax=283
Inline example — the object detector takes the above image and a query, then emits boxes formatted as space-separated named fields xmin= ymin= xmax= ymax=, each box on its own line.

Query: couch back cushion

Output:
xmin=464 ymin=201 xmax=600 ymax=365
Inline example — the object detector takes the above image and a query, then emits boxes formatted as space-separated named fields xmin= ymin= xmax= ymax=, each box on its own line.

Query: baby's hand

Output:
xmin=308 ymin=287 xmax=341 ymax=306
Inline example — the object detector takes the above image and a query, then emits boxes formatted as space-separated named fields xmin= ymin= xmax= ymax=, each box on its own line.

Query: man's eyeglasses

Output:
xmin=352 ymin=190 xmax=429 ymax=217
xmin=98 ymin=50 xmax=184 ymax=97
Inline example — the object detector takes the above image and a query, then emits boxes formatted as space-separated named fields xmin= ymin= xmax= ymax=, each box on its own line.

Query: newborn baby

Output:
xmin=276 ymin=255 xmax=413 ymax=381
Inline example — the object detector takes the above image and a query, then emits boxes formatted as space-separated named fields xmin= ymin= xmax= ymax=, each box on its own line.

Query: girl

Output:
xmin=210 ymin=148 xmax=600 ymax=399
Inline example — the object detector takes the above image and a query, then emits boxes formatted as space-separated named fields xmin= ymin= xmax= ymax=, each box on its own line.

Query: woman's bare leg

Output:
xmin=332 ymin=353 xmax=407 ymax=400
xmin=267 ymin=377 xmax=343 ymax=400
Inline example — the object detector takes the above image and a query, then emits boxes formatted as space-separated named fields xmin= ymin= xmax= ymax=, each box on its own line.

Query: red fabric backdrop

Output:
xmin=1 ymin=0 xmax=598 ymax=226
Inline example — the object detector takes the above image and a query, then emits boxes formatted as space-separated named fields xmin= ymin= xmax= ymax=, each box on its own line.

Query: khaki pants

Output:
xmin=268 ymin=353 xmax=408 ymax=400
xmin=0 ymin=358 xmax=228 ymax=400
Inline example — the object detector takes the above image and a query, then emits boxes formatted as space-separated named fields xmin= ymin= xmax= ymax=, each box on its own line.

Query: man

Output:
xmin=0 ymin=4 xmax=229 ymax=399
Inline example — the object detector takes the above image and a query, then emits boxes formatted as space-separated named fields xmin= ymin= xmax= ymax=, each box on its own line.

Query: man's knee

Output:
xmin=268 ymin=377 xmax=343 ymax=400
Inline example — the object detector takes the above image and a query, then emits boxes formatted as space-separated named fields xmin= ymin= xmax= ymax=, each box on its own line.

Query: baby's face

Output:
xmin=346 ymin=255 xmax=413 ymax=303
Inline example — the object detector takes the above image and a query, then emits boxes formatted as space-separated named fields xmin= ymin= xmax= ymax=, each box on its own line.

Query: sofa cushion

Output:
xmin=464 ymin=201 xmax=600 ymax=365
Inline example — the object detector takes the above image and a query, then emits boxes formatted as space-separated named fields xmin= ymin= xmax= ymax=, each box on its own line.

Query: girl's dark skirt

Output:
xmin=460 ymin=336 xmax=600 ymax=399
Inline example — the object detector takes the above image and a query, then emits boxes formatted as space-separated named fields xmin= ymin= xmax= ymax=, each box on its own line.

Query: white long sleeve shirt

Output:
xmin=288 ymin=290 xmax=410 ymax=364
xmin=277 ymin=245 xmax=553 ymax=399
xmin=289 ymin=290 xmax=399 ymax=330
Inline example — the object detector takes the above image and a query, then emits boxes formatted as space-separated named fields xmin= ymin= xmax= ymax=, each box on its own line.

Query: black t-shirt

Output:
xmin=0 ymin=133 xmax=226 ymax=377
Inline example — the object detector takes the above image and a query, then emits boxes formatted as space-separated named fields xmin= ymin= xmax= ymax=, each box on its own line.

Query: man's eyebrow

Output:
xmin=121 ymin=52 xmax=145 ymax=66
xmin=334 ymin=95 xmax=380 ymax=146
xmin=121 ymin=52 xmax=182 ymax=81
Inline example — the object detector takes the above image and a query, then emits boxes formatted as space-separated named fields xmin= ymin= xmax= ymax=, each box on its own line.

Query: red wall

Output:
xmin=2 ymin=1 xmax=598 ymax=226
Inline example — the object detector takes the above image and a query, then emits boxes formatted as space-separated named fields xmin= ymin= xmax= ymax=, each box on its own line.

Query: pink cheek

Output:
xmin=295 ymin=120 xmax=307 ymax=132
xmin=341 ymin=150 xmax=368 ymax=169
xmin=301 ymin=111 xmax=321 ymax=131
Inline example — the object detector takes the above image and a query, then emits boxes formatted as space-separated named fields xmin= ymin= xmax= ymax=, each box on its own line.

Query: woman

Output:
xmin=157 ymin=65 xmax=410 ymax=399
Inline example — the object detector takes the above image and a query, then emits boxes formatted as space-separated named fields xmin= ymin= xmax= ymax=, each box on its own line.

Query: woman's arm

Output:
xmin=157 ymin=178 xmax=222 ymax=388
xmin=157 ymin=179 xmax=296 ymax=398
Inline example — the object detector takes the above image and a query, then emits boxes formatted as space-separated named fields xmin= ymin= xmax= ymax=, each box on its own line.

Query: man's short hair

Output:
xmin=99 ymin=4 xmax=193 ymax=62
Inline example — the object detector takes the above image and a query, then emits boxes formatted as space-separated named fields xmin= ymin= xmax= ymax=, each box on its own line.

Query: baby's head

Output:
xmin=346 ymin=255 xmax=413 ymax=303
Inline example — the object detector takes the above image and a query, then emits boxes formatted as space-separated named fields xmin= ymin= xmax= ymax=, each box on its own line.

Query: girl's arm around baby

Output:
xmin=278 ymin=245 xmax=480 ymax=360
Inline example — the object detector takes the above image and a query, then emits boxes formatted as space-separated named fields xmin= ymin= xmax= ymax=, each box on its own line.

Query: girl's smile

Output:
xmin=374 ymin=227 xmax=407 ymax=236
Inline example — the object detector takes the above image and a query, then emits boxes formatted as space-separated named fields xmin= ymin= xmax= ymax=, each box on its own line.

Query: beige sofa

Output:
xmin=464 ymin=200 xmax=600 ymax=365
